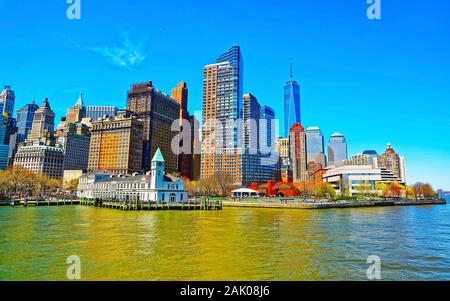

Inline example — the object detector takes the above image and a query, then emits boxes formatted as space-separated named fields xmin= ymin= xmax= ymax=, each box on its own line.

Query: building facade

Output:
xmin=56 ymin=123 xmax=90 ymax=171
xmin=327 ymin=132 xmax=348 ymax=167
xmin=201 ymin=46 xmax=244 ymax=183
xmin=171 ymin=82 xmax=189 ymax=122
xmin=13 ymin=144 xmax=64 ymax=179
xmin=306 ymin=126 xmax=326 ymax=168
xmin=87 ymin=110 xmax=143 ymax=174
xmin=243 ymin=93 xmax=260 ymax=150
xmin=289 ymin=123 xmax=307 ymax=183
xmin=275 ymin=137 xmax=291 ymax=182
xmin=86 ymin=106 xmax=118 ymax=121
xmin=240 ymin=95 xmax=277 ymax=186
xmin=260 ymin=105 xmax=276 ymax=156
xmin=374 ymin=143 xmax=406 ymax=183
xmin=16 ymin=101 xmax=39 ymax=143
xmin=344 ymin=150 xmax=378 ymax=166
xmin=126 ymin=81 xmax=180 ymax=173
xmin=171 ymin=82 xmax=200 ymax=180
xmin=26 ymin=98 xmax=55 ymax=144
xmin=178 ymin=115 xmax=201 ymax=180
xmin=0 ymin=115 xmax=17 ymax=169
xmin=323 ymin=165 xmax=404 ymax=196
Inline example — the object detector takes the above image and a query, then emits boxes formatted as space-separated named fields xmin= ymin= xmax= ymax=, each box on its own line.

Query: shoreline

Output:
xmin=0 ymin=198 xmax=446 ymax=211
xmin=222 ymin=198 xmax=447 ymax=210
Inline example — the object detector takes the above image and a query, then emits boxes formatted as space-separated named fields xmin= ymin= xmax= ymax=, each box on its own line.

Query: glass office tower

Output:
xmin=283 ymin=64 xmax=301 ymax=137
xmin=327 ymin=132 xmax=348 ymax=166
xmin=306 ymin=126 xmax=327 ymax=167
xmin=16 ymin=101 xmax=39 ymax=143
xmin=260 ymin=105 xmax=276 ymax=155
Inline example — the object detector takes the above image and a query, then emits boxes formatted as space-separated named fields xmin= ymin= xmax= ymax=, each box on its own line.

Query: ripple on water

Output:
xmin=0 ymin=204 xmax=449 ymax=280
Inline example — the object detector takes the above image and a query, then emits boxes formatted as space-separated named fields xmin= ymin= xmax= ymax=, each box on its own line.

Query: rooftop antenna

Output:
xmin=289 ymin=57 xmax=293 ymax=81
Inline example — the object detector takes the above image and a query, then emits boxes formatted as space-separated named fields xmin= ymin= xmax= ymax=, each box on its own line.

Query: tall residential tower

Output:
xmin=201 ymin=46 xmax=244 ymax=182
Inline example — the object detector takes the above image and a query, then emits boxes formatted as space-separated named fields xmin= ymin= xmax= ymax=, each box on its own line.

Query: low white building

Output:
xmin=231 ymin=188 xmax=259 ymax=198
xmin=322 ymin=165 xmax=402 ymax=196
xmin=77 ymin=148 xmax=188 ymax=203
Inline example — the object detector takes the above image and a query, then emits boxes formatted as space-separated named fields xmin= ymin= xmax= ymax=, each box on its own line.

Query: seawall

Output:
xmin=222 ymin=198 xmax=447 ymax=210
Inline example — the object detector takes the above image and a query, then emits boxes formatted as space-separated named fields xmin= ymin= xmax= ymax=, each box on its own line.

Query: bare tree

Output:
xmin=201 ymin=176 xmax=217 ymax=196
xmin=214 ymin=171 xmax=234 ymax=197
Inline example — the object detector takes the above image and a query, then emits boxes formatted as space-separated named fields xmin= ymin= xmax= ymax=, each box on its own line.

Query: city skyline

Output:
xmin=1 ymin=1 xmax=449 ymax=189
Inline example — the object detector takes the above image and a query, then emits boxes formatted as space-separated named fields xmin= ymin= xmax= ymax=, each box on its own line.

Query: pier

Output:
xmin=79 ymin=199 xmax=222 ymax=211
xmin=0 ymin=198 xmax=222 ymax=211
xmin=0 ymin=199 xmax=80 ymax=207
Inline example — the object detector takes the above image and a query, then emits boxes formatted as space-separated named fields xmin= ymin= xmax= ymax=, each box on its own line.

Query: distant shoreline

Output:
xmin=222 ymin=198 xmax=447 ymax=210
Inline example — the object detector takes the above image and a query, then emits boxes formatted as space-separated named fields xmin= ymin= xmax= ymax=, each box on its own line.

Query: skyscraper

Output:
xmin=87 ymin=110 xmax=143 ymax=174
xmin=240 ymin=94 xmax=278 ymax=185
xmin=171 ymin=82 xmax=200 ymax=180
xmin=66 ymin=93 xmax=86 ymax=123
xmin=26 ymin=98 xmax=56 ymax=144
xmin=374 ymin=143 xmax=406 ymax=183
xmin=126 ymin=81 xmax=180 ymax=173
xmin=243 ymin=93 xmax=261 ymax=150
xmin=260 ymin=105 xmax=276 ymax=155
xmin=56 ymin=122 xmax=90 ymax=171
xmin=0 ymin=115 xmax=17 ymax=169
xmin=16 ymin=101 xmax=39 ymax=143
xmin=327 ymin=132 xmax=348 ymax=166
xmin=0 ymin=86 xmax=15 ymax=117
xmin=201 ymin=46 xmax=243 ymax=182
xmin=216 ymin=46 xmax=243 ymax=123
xmin=171 ymin=82 xmax=189 ymax=123
xmin=283 ymin=62 xmax=301 ymax=137
xmin=289 ymin=123 xmax=307 ymax=183
xmin=275 ymin=137 xmax=291 ymax=182
xmin=306 ymin=126 xmax=326 ymax=167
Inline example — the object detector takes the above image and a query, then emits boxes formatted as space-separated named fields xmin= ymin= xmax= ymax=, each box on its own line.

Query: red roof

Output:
xmin=289 ymin=122 xmax=305 ymax=133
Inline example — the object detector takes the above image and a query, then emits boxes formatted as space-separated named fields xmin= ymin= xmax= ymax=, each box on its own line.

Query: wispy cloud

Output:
xmin=84 ymin=33 xmax=147 ymax=69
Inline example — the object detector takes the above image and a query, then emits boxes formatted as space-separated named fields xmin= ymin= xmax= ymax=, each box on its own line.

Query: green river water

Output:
xmin=1 ymin=200 xmax=449 ymax=280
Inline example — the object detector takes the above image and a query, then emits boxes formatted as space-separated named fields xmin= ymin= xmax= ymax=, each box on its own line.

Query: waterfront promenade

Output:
xmin=222 ymin=198 xmax=447 ymax=210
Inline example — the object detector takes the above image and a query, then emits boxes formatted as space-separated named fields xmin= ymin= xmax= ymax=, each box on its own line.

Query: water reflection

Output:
xmin=0 ymin=204 xmax=449 ymax=280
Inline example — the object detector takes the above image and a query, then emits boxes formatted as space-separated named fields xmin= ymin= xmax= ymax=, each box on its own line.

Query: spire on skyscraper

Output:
xmin=289 ymin=57 xmax=293 ymax=81
xmin=75 ymin=92 xmax=84 ymax=107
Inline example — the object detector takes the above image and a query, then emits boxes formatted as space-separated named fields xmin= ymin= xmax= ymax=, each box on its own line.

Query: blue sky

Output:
xmin=1 ymin=0 xmax=449 ymax=189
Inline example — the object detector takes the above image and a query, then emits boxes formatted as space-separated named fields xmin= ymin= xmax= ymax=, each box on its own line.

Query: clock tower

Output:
xmin=151 ymin=148 xmax=165 ymax=189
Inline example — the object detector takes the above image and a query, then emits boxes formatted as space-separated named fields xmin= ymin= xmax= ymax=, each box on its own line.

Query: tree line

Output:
xmin=0 ymin=167 xmax=62 ymax=199
xmin=185 ymin=172 xmax=437 ymax=200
